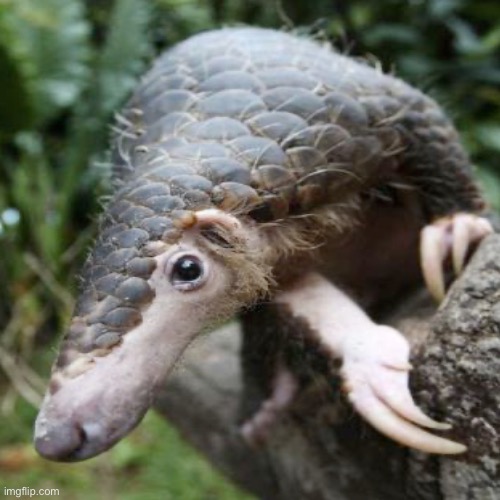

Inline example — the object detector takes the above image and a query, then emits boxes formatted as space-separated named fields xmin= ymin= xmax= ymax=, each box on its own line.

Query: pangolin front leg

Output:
xmin=421 ymin=213 xmax=493 ymax=302
xmin=275 ymin=272 xmax=466 ymax=455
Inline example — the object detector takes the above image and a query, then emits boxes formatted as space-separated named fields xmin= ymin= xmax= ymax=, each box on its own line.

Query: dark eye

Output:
xmin=170 ymin=255 xmax=205 ymax=290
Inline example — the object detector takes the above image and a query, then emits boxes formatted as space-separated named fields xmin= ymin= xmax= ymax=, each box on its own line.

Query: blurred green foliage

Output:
xmin=0 ymin=0 xmax=498 ymax=497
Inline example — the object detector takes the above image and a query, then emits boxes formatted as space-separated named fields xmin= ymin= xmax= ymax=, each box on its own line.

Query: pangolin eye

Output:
xmin=170 ymin=255 xmax=205 ymax=290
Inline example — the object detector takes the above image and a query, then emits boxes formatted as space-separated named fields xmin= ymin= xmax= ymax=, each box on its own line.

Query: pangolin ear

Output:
xmin=192 ymin=209 xmax=248 ymax=249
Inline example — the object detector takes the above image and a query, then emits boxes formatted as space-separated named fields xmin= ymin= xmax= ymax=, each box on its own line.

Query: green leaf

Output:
xmin=0 ymin=41 xmax=34 ymax=137
xmin=24 ymin=0 xmax=91 ymax=121
xmin=0 ymin=0 xmax=91 ymax=126
xmin=475 ymin=124 xmax=500 ymax=152
xmin=97 ymin=0 xmax=153 ymax=116
xmin=446 ymin=17 xmax=484 ymax=55
xmin=428 ymin=0 xmax=464 ymax=18
xmin=364 ymin=23 xmax=420 ymax=46
xmin=482 ymin=24 xmax=500 ymax=52
xmin=476 ymin=167 xmax=500 ymax=210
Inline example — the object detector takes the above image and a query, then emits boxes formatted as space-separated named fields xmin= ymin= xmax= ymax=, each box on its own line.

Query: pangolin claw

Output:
xmin=346 ymin=385 xmax=466 ymax=454
xmin=420 ymin=225 xmax=447 ymax=301
xmin=341 ymin=325 xmax=464 ymax=454
xmin=421 ymin=213 xmax=493 ymax=302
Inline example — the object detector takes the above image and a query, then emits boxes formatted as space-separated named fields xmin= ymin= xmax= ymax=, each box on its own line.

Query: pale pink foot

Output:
xmin=240 ymin=364 xmax=299 ymax=446
xmin=276 ymin=273 xmax=466 ymax=454
xmin=341 ymin=324 xmax=465 ymax=454
xmin=421 ymin=213 xmax=493 ymax=302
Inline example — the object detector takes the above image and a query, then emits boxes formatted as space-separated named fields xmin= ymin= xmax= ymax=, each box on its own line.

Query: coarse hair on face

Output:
xmin=193 ymin=216 xmax=275 ymax=320
xmin=255 ymin=195 xmax=362 ymax=263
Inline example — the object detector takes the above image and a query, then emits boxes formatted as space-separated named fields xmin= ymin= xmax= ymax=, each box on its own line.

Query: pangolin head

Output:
xmin=34 ymin=171 xmax=271 ymax=461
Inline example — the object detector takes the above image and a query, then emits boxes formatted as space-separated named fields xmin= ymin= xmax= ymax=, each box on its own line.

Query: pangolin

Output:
xmin=34 ymin=27 xmax=493 ymax=461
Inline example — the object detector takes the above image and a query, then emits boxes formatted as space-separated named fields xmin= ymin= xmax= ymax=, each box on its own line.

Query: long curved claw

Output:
xmin=452 ymin=215 xmax=493 ymax=275
xmin=420 ymin=225 xmax=447 ymax=302
xmin=341 ymin=325 xmax=465 ymax=454
xmin=347 ymin=383 xmax=466 ymax=454
xmin=451 ymin=216 xmax=470 ymax=276
xmin=421 ymin=214 xmax=493 ymax=302
xmin=371 ymin=365 xmax=451 ymax=430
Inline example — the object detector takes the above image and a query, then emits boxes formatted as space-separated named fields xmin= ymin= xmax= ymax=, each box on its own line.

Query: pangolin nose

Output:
xmin=34 ymin=419 xmax=86 ymax=461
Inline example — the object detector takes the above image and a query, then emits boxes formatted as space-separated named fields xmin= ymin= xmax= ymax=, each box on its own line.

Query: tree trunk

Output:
xmin=154 ymin=235 xmax=500 ymax=500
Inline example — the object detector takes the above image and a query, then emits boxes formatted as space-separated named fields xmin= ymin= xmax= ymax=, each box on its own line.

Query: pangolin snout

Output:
xmin=34 ymin=278 xmax=209 ymax=461
xmin=34 ymin=416 xmax=85 ymax=461
xmin=33 ymin=344 xmax=159 ymax=461
xmin=34 ymin=348 xmax=153 ymax=462
xmin=34 ymin=400 xmax=146 ymax=461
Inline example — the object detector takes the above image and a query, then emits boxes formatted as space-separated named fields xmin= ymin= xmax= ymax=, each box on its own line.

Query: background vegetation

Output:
xmin=0 ymin=0 xmax=498 ymax=498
